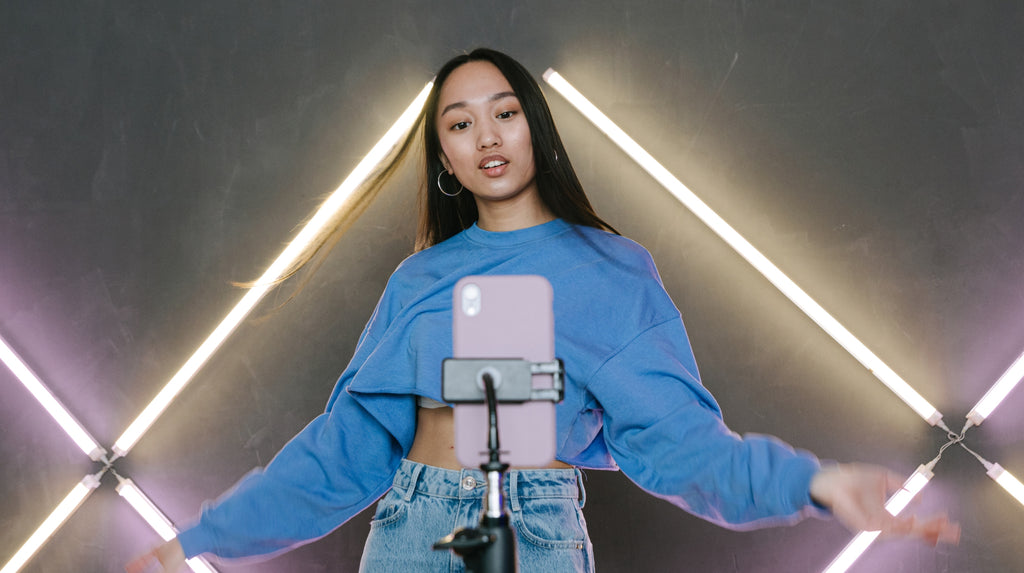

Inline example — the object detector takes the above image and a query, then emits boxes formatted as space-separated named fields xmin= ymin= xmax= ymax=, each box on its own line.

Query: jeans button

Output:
xmin=461 ymin=476 xmax=477 ymax=490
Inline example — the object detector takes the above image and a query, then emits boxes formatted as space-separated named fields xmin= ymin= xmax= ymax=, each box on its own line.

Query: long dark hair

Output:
xmin=416 ymin=48 xmax=617 ymax=250
xmin=274 ymin=49 xmax=617 ymax=293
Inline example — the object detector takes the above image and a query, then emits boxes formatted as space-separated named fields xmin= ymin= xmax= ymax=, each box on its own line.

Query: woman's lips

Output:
xmin=479 ymin=156 xmax=509 ymax=177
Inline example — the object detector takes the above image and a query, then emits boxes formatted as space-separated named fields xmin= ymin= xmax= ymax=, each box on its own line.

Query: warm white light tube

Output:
xmin=0 ymin=334 xmax=107 ymax=461
xmin=883 ymin=466 xmax=933 ymax=515
xmin=966 ymin=349 xmax=1024 ymax=427
xmin=111 ymin=82 xmax=434 ymax=457
xmin=1 ymin=474 xmax=101 ymax=573
xmin=821 ymin=530 xmax=881 ymax=573
xmin=543 ymin=69 xmax=943 ymax=427
xmin=987 ymin=464 xmax=1024 ymax=507
xmin=116 ymin=478 xmax=219 ymax=573
xmin=821 ymin=465 xmax=934 ymax=573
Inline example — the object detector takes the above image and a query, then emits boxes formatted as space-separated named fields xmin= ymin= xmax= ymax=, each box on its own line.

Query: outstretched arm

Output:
xmin=809 ymin=463 xmax=960 ymax=545
xmin=125 ymin=539 xmax=184 ymax=573
xmin=588 ymin=318 xmax=960 ymax=539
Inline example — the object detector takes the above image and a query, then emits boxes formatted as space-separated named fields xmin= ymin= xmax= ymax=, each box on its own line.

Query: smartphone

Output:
xmin=449 ymin=275 xmax=557 ymax=468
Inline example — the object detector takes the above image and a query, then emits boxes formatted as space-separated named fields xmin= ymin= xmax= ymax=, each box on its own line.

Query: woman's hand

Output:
xmin=809 ymin=463 xmax=960 ymax=546
xmin=125 ymin=538 xmax=186 ymax=573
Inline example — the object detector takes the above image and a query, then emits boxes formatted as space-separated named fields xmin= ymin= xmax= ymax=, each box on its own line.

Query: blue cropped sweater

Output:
xmin=176 ymin=218 xmax=824 ymax=560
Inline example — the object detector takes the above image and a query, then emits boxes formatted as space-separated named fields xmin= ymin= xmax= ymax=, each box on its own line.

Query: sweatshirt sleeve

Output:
xmin=586 ymin=317 xmax=826 ymax=529
xmin=175 ymin=386 xmax=404 ymax=559
xmin=173 ymin=270 xmax=419 ymax=560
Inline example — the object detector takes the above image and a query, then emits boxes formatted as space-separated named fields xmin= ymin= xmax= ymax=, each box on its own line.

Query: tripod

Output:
xmin=433 ymin=358 xmax=564 ymax=573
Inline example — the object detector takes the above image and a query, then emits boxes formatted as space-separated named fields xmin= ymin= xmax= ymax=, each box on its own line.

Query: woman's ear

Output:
xmin=438 ymin=153 xmax=452 ymax=174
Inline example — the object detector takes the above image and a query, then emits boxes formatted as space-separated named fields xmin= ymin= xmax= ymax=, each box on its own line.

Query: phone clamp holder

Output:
xmin=440 ymin=358 xmax=565 ymax=404
xmin=433 ymin=358 xmax=565 ymax=573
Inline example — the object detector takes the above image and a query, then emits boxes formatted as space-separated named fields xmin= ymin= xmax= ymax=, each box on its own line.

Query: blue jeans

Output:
xmin=359 ymin=459 xmax=594 ymax=572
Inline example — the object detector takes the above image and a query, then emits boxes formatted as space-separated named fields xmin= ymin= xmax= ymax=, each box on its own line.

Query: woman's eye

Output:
xmin=497 ymin=111 xmax=516 ymax=120
xmin=451 ymin=121 xmax=470 ymax=131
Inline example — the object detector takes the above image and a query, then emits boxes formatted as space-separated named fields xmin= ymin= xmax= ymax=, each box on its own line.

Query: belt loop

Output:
xmin=508 ymin=470 xmax=521 ymax=512
xmin=402 ymin=462 xmax=423 ymax=502
xmin=575 ymin=468 xmax=586 ymax=508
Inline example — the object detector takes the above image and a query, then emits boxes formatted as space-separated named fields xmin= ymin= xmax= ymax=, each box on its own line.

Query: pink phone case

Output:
xmin=451 ymin=275 xmax=557 ymax=468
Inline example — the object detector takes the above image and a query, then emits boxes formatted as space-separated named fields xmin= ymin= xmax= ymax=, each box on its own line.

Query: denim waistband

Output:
xmin=392 ymin=459 xmax=586 ymax=510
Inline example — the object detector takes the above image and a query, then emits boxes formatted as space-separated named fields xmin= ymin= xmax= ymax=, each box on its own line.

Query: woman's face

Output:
xmin=435 ymin=61 xmax=545 ymax=226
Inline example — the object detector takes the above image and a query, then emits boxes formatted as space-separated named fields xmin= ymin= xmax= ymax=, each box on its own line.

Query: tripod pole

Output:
xmin=434 ymin=373 xmax=518 ymax=572
xmin=476 ymin=372 xmax=516 ymax=573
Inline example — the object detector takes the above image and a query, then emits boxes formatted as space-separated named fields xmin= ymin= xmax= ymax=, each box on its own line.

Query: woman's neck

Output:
xmin=474 ymin=194 xmax=555 ymax=232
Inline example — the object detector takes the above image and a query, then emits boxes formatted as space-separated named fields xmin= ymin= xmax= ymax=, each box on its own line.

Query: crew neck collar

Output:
xmin=463 ymin=218 xmax=570 ymax=247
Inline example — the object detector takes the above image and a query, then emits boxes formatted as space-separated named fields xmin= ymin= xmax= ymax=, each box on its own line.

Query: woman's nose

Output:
xmin=477 ymin=125 xmax=500 ymax=149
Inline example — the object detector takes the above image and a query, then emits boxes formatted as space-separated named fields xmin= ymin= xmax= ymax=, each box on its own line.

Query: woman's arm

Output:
xmin=173 ymin=396 xmax=404 ymax=560
xmin=125 ymin=539 xmax=184 ymax=573
xmin=587 ymin=318 xmax=958 ymax=541
xmin=809 ymin=463 xmax=960 ymax=545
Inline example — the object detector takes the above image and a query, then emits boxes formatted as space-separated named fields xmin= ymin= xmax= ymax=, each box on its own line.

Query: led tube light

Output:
xmin=543 ymin=69 xmax=943 ymax=427
xmin=883 ymin=466 xmax=933 ymax=515
xmin=116 ymin=477 xmax=219 ymax=573
xmin=966 ymin=349 xmax=1024 ymax=427
xmin=987 ymin=464 xmax=1024 ymax=507
xmin=0 ymin=334 xmax=107 ymax=461
xmin=821 ymin=465 xmax=934 ymax=573
xmin=821 ymin=530 xmax=881 ymax=573
xmin=111 ymin=81 xmax=434 ymax=457
xmin=1 ymin=474 xmax=101 ymax=573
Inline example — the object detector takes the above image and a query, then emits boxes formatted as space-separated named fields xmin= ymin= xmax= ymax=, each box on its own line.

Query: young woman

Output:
xmin=128 ymin=48 xmax=957 ymax=572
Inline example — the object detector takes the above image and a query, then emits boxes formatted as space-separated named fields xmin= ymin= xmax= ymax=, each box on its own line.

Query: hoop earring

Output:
xmin=437 ymin=171 xmax=463 ymax=197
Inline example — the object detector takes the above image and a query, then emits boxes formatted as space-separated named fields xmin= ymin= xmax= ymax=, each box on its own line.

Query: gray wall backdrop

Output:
xmin=2 ymin=1 xmax=1022 ymax=571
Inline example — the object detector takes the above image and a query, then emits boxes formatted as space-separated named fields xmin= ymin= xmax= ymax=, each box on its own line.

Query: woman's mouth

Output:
xmin=480 ymin=158 xmax=509 ymax=176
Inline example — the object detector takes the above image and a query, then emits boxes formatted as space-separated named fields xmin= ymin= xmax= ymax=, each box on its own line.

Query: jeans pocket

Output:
xmin=369 ymin=490 xmax=409 ymax=529
xmin=512 ymin=497 xmax=588 ymax=549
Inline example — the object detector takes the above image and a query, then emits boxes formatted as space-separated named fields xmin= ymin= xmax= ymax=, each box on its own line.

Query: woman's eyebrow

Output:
xmin=441 ymin=91 xmax=518 ymax=117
